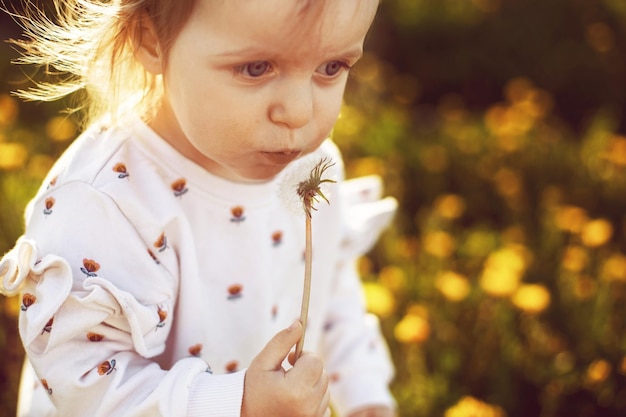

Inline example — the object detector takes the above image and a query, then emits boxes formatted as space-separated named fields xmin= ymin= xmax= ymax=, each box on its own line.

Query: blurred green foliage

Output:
xmin=2 ymin=1 xmax=626 ymax=417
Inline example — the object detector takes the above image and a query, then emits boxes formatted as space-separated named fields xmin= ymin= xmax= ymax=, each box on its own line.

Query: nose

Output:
xmin=268 ymin=78 xmax=314 ymax=129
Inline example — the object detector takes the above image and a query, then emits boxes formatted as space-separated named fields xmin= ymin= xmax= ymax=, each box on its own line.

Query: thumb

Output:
xmin=253 ymin=320 xmax=302 ymax=371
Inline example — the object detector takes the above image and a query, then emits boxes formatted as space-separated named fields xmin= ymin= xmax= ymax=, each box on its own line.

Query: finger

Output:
xmin=317 ymin=389 xmax=331 ymax=417
xmin=288 ymin=352 xmax=325 ymax=384
xmin=314 ymin=368 xmax=329 ymax=392
xmin=253 ymin=320 xmax=302 ymax=371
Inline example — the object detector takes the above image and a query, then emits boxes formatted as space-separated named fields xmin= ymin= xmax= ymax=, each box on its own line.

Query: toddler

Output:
xmin=0 ymin=1 xmax=397 ymax=416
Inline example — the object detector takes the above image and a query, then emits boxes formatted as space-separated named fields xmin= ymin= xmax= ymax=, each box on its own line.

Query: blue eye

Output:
xmin=317 ymin=61 xmax=349 ymax=77
xmin=241 ymin=61 xmax=271 ymax=77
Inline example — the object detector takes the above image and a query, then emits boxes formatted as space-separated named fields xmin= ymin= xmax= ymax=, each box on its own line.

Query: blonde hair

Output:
xmin=7 ymin=0 xmax=196 ymax=127
xmin=7 ymin=0 xmax=378 ymax=128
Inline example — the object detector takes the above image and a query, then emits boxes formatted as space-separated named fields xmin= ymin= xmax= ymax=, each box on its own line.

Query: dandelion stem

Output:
xmin=294 ymin=157 xmax=335 ymax=360
xmin=295 ymin=207 xmax=312 ymax=359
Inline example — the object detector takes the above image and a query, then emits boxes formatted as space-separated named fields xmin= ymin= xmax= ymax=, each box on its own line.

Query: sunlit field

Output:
xmin=2 ymin=1 xmax=626 ymax=416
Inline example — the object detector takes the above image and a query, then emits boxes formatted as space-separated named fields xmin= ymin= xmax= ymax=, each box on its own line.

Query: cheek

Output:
xmin=317 ymin=89 xmax=345 ymax=133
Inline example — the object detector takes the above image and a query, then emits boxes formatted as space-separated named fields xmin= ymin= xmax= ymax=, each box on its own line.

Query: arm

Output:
xmin=1 ymin=182 xmax=243 ymax=416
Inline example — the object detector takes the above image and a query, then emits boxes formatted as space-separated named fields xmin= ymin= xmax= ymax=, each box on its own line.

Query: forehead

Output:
xmin=182 ymin=0 xmax=379 ymax=59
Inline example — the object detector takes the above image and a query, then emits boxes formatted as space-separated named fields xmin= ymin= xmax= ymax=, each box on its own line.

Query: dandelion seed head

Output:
xmin=279 ymin=150 xmax=336 ymax=216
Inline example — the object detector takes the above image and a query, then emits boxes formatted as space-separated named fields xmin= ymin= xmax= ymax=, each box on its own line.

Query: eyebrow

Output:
xmin=215 ymin=46 xmax=364 ymax=61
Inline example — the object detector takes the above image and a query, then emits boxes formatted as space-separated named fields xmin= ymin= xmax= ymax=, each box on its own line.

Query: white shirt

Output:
xmin=0 ymin=117 xmax=397 ymax=417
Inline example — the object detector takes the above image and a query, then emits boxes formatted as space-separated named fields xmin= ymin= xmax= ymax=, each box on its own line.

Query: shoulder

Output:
xmin=25 ymin=119 xmax=182 ymax=238
xmin=49 ymin=122 xmax=133 ymax=185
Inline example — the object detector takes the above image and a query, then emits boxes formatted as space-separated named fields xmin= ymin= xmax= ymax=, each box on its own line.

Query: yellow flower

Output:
xmin=511 ymin=284 xmax=551 ymax=314
xmin=0 ymin=142 xmax=28 ymax=170
xmin=434 ymin=194 xmax=466 ymax=219
xmin=586 ymin=359 xmax=611 ymax=384
xmin=581 ymin=218 xmax=613 ymax=247
xmin=435 ymin=271 xmax=470 ymax=302
xmin=378 ymin=265 xmax=407 ymax=291
xmin=554 ymin=205 xmax=588 ymax=233
xmin=394 ymin=312 xmax=430 ymax=344
xmin=479 ymin=246 xmax=528 ymax=297
xmin=362 ymin=282 xmax=396 ymax=319
xmin=602 ymin=253 xmax=626 ymax=282
xmin=480 ymin=267 xmax=520 ymax=297
xmin=423 ymin=230 xmax=455 ymax=258
xmin=445 ymin=396 xmax=506 ymax=417
xmin=561 ymin=245 xmax=588 ymax=272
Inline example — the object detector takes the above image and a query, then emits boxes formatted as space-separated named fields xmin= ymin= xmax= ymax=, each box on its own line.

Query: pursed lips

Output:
xmin=260 ymin=150 xmax=302 ymax=165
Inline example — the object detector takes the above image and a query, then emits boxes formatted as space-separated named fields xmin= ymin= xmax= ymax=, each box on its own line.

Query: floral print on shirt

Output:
xmin=21 ymin=293 xmax=36 ymax=311
xmin=227 ymin=284 xmax=243 ymax=300
xmin=41 ymin=379 xmax=53 ymax=395
xmin=171 ymin=178 xmax=188 ymax=197
xmin=98 ymin=359 xmax=117 ymax=376
xmin=153 ymin=233 xmax=168 ymax=252
xmin=43 ymin=197 xmax=55 ymax=216
xmin=80 ymin=259 xmax=100 ymax=277
xmin=230 ymin=206 xmax=246 ymax=223
xmin=113 ymin=163 xmax=130 ymax=179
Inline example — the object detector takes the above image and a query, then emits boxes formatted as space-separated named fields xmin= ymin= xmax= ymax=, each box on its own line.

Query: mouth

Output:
xmin=260 ymin=150 xmax=302 ymax=166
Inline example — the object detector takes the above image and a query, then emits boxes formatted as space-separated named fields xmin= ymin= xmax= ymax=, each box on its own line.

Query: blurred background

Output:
xmin=2 ymin=0 xmax=626 ymax=416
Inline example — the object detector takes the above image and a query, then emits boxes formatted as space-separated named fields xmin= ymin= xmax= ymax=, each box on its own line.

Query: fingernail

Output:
xmin=288 ymin=320 xmax=299 ymax=331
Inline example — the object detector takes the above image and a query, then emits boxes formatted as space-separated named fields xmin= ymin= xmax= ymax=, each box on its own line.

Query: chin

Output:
xmin=233 ymin=165 xmax=286 ymax=183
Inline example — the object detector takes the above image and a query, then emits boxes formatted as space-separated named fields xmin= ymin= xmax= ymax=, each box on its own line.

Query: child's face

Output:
xmin=150 ymin=0 xmax=379 ymax=182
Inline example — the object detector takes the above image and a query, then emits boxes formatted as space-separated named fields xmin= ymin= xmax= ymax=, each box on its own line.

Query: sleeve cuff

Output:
xmin=331 ymin=373 xmax=396 ymax=417
xmin=187 ymin=370 xmax=246 ymax=417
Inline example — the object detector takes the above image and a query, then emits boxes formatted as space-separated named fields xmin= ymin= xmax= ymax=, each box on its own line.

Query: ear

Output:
xmin=134 ymin=12 xmax=164 ymax=74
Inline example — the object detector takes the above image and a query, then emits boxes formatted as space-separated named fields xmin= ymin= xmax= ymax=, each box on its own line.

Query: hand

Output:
xmin=242 ymin=320 xmax=330 ymax=417
xmin=348 ymin=406 xmax=396 ymax=417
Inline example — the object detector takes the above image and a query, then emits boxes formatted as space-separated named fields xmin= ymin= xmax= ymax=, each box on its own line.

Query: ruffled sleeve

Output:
xmin=320 ymin=173 xmax=398 ymax=416
xmin=0 ymin=180 xmax=238 ymax=417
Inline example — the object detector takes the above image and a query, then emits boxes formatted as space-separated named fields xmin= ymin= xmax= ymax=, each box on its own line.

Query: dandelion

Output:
xmin=511 ymin=283 xmax=551 ymax=314
xmin=289 ymin=157 xmax=336 ymax=358
xmin=394 ymin=313 xmax=430 ymax=344
xmin=362 ymin=282 xmax=396 ymax=318
xmin=435 ymin=271 xmax=471 ymax=302
xmin=581 ymin=218 xmax=613 ymax=247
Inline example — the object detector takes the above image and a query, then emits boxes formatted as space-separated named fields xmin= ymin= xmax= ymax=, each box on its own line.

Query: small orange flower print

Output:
xmin=147 ymin=249 xmax=160 ymax=264
xmin=171 ymin=178 xmax=188 ymax=197
xmin=153 ymin=233 xmax=168 ymax=252
xmin=87 ymin=332 xmax=104 ymax=342
xmin=272 ymin=231 xmax=283 ymax=246
xmin=21 ymin=293 xmax=36 ymax=311
xmin=97 ymin=359 xmax=117 ymax=376
xmin=230 ymin=206 xmax=246 ymax=223
xmin=41 ymin=317 xmax=53 ymax=334
xmin=47 ymin=176 xmax=58 ymax=189
xmin=227 ymin=284 xmax=243 ymax=300
xmin=225 ymin=360 xmax=239 ymax=373
xmin=80 ymin=259 xmax=100 ymax=277
xmin=41 ymin=379 xmax=53 ymax=395
xmin=156 ymin=306 xmax=167 ymax=329
xmin=330 ymin=373 xmax=341 ymax=383
xmin=113 ymin=162 xmax=129 ymax=179
xmin=188 ymin=344 xmax=203 ymax=357
xmin=271 ymin=305 xmax=278 ymax=320
xmin=43 ymin=197 xmax=55 ymax=215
